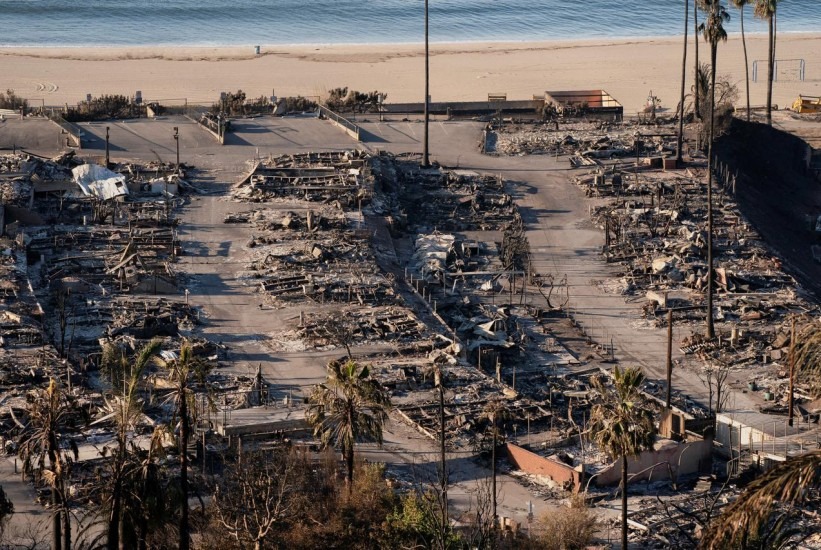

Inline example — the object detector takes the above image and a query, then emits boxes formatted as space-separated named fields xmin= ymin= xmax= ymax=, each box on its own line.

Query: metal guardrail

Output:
xmin=185 ymin=113 xmax=225 ymax=145
xmin=47 ymin=113 xmax=83 ymax=149
xmin=317 ymin=105 xmax=361 ymax=141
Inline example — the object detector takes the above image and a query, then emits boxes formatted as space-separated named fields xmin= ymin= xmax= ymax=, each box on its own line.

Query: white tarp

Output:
xmin=411 ymin=233 xmax=455 ymax=282
xmin=72 ymin=164 xmax=128 ymax=200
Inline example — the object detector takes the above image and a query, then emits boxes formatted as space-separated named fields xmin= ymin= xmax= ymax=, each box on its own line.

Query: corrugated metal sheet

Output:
xmin=72 ymin=164 xmax=129 ymax=200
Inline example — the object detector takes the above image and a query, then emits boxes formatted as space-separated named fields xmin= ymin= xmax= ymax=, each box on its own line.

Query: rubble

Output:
xmin=485 ymin=117 xmax=821 ymax=428
xmin=234 ymin=151 xmax=369 ymax=205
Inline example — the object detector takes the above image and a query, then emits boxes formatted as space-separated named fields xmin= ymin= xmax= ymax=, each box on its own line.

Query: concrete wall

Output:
xmin=318 ymin=106 xmax=360 ymax=141
xmin=505 ymin=443 xmax=582 ymax=492
xmin=594 ymin=437 xmax=712 ymax=487
xmin=383 ymin=100 xmax=543 ymax=115
xmin=48 ymin=115 xmax=82 ymax=149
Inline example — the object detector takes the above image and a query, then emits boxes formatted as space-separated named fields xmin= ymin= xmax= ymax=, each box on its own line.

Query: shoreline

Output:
xmin=0 ymin=28 xmax=818 ymax=51
xmin=0 ymin=32 xmax=814 ymax=61
xmin=1 ymin=34 xmax=818 ymax=113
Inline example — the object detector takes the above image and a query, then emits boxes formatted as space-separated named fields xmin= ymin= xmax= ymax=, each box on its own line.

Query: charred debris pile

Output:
xmin=231 ymin=151 xmax=605 ymax=449
xmin=365 ymin=153 xmax=615 ymax=448
xmin=0 ymin=151 xmax=262 ymax=461
xmin=489 ymin=118 xmax=821 ymax=419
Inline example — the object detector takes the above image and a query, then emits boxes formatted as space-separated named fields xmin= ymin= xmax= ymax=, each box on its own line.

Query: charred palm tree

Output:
xmin=732 ymin=0 xmax=752 ymax=121
xmin=588 ymin=367 xmax=656 ymax=550
xmin=306 ymin=359 xmax=391 ymax=489
xmin=700 ymin=0 xmax=729 ymax=340
xmin=754 ymin=0 xmax=778 ymax=126
xmin=101 ymin=339 xmax=160 ymax=550
xmin=162 ymin=342 xmax=211 ymax=550
xmin=700 ymin=323 xmax=821 ymax=548
xmin=127 ymin=427 xmax=170 ymax=550
xmin=18 ymin=379 xmax=83 ymax=550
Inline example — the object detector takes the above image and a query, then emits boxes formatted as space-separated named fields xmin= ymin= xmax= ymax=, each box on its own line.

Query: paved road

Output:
xmin=0 ymin=118 xmax=69 ymax=154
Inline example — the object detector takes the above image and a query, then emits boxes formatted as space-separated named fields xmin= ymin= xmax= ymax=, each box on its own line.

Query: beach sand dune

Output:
xmin=1 ymin=34 xmax=819 ymax=115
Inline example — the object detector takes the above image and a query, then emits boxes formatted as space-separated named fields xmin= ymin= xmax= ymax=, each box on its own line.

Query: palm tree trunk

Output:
xmin=707 ymin=42 xmax=718 ymax=340
xmin=346 ymin=446 xmax=355 ymax=492
xmin=52 ymin=492 xmax=62 ymax=550
xmin=62 ymin=504 xmax=71 ymax=550
xmin=137 ymin=475 xmax=149 ymax=550
xmin=49 ymin=448 xmax=62 ymax=550
xmin=108 ymin=486 xmax=120 ymax=550
xmin=693 ymin=3 xmax=701 ymax=120
xmin=118 ymin=512 xmax=127 ymax=550
xmin=677 ymin=0 xmax=690 ymax=162
xmin=766 ymin=14 xmax=774 ymax=126
xmin=621 ymin=455 xmax=628 ymax=550
xmin=491 ymin=427 xmax=497 ymax=524
xmin=179 ymin=397 xmax=190 ymax=550
xmin=740 ymin=6 xmax=750 ymax=122
xmin=109 ymin=445 xmax=123 ymax=550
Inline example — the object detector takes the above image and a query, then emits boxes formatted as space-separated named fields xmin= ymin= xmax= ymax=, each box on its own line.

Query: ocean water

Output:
xmin=0 ymin=0 xmax=817 ymax=47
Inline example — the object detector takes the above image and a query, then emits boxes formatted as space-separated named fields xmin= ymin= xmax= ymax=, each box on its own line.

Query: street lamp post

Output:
xmin=105 ymin=126 xmax=110 ymax=168
xmin=422 ymin=0 xmax=430 ymax=168
xmin=174 ymin=126 xmax=180 ymax=173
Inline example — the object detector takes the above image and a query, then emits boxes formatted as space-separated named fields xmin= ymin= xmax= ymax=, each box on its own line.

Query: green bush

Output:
xmin=0 ymin=89 xmax=28 ymax=111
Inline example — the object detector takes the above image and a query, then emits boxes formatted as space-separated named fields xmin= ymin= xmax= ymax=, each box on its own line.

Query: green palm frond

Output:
xmin=701 ymin=323 xmax=821 ymax=547
xmin=588 ymin=366 xmax=656 ymax=460
xmin=700 ymin=1 xmax=730 ymax=46
xmin=700 ymin=450 xmax=821 ymax=548
xmin=306 ymin=359 xmax=392 ymax=470
xmin=753 ymin=0 xmax=778 ymax=19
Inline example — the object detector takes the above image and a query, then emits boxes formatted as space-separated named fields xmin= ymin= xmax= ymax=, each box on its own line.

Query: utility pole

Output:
xmin=422 ymin=0 xmax=430 ymax=168
xmin=676 ymin=0 xmax=689 ymax=164
xmin=105 ymin=126 xmax=110 ymax=168
xmin=666 ymin=308 xmax=673 ymax=409
xmin=788 ymin=317 xmax=796 ymax=427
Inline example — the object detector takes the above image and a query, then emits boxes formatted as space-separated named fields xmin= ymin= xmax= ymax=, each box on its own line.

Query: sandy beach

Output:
xmin=1 ymin=33 xmax=819 ymax=115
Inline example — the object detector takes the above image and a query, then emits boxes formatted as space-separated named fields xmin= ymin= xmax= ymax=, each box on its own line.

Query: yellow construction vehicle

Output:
xmin=792 ymin=95 xmax=821 ymax=114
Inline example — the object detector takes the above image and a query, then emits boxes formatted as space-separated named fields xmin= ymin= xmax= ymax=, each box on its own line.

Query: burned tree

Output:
xmin=212 ymin=449 xmax=303 ymax=550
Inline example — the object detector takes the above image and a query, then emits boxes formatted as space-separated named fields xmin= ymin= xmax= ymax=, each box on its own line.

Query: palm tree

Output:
xmin=130 ymin=427 xmax=171 ymax=550
xmin=700 ymin=0 xmax=730 ymax=340
xmin=677 ymin=0 xmax=690 ymax=163
xmin=732 ymin=0 xmax=752 ymax=122
xmin=306 ymin=359 xmax=391 ymax=488
xmin=17 ymin=379 xmax=82 ymax=550
xmin=588 ymin=367 xmax=656 ymax=550
xmin=101 ymin=339 xmax=160 ymax=550
xmin=162 ymin=341 xmax=211 ymax=550
xmin=700 ymin=323 xmax=821 ymax=548
xmin=754 ymin=0 xmax=778 ymax=126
